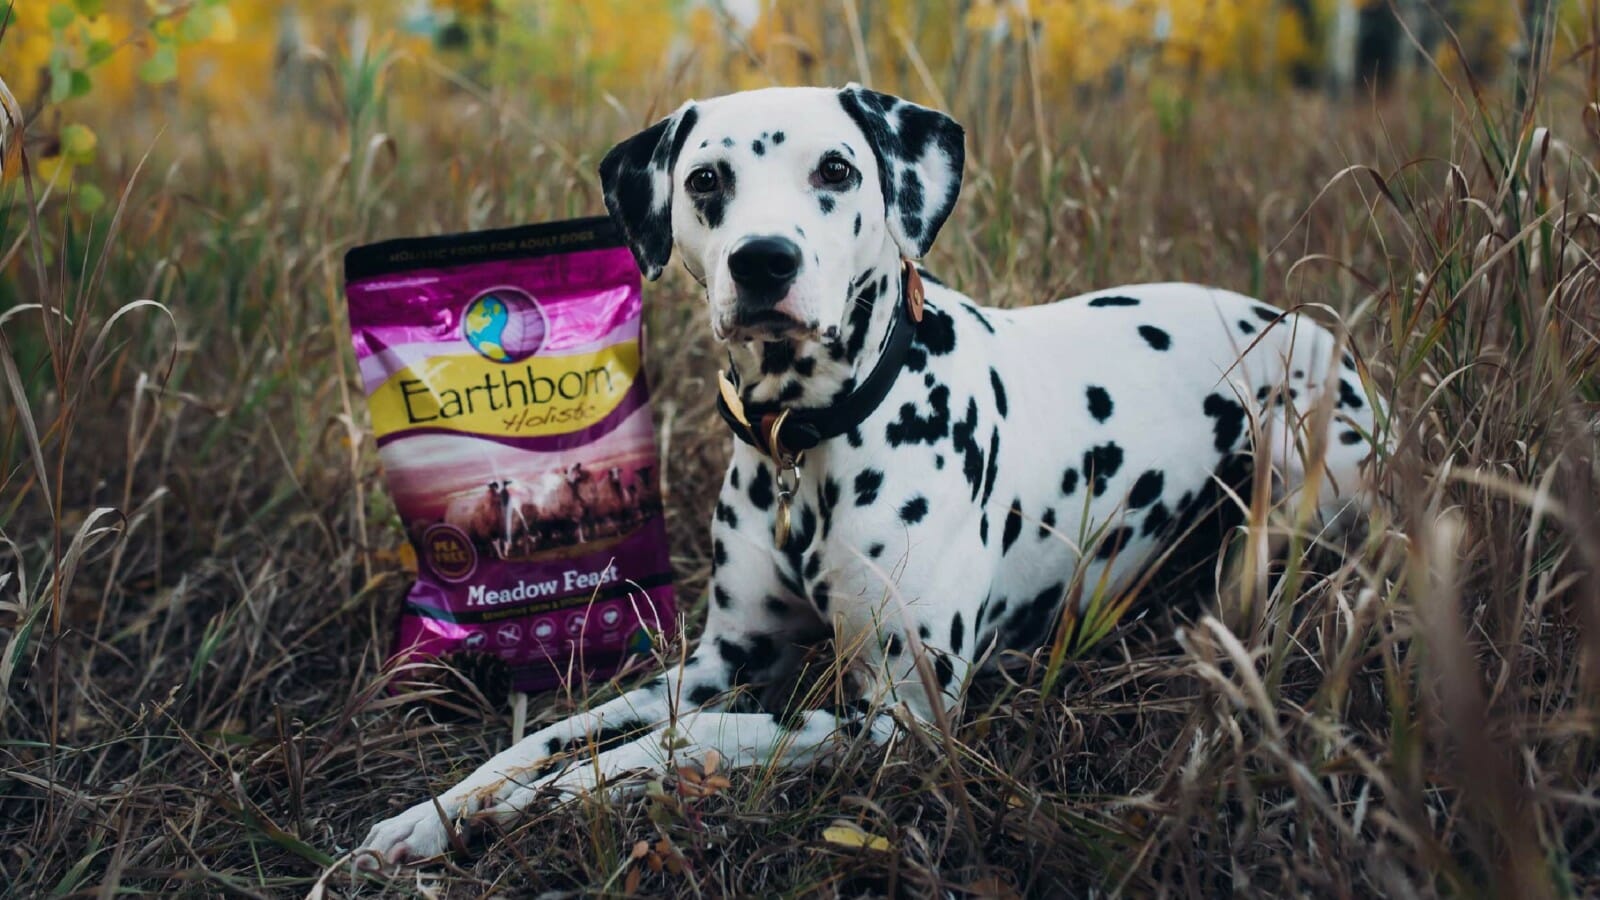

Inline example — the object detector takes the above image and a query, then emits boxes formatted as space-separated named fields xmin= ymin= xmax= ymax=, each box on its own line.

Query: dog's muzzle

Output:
xmin=728 ymin=235 xmax=803 ymax=333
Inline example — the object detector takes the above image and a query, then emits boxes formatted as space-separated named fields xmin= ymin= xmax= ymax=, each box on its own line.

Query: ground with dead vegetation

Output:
xmin=3 ymin=27 xmax=1599 ymax=900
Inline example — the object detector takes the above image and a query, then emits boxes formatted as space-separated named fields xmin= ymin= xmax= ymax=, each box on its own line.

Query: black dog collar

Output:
xmin=716 ymin=259 xmax=925 ymax=465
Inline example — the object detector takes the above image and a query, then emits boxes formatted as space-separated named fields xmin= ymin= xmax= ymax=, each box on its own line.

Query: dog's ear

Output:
xmin=837 ymin=84 xmax=965 ymax=260
xmin=598 ymin=101 xmax=699 ymax=281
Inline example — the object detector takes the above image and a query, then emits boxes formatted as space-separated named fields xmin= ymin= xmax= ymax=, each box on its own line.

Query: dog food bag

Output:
xmin=343 ymin=217 xmax=675 ymax=694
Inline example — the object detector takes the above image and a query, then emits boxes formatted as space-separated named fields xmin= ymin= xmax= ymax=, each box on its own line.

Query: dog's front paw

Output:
xmin=354 ymin=801 xmax=455 ymax=871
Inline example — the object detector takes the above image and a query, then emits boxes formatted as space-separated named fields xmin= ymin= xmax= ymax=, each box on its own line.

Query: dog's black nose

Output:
xmin=728 ymin=236 xmax=803 ymax=297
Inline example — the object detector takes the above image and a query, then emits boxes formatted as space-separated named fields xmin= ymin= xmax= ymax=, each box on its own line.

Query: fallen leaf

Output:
xmin=822 ymin=823 xmax=891 ymax=852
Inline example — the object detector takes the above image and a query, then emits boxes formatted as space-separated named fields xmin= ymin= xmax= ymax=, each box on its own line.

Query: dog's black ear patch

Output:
xmin=837 ymin=84 xmax=965 ymax=259
xmin=598 ymin=101 xmax=699 ymax=280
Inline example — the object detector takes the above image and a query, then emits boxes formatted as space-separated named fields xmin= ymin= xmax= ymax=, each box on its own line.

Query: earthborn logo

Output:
xmin=462 ymin=287 xmax=547 ymax=363
xmin=367 ymin=285 xmax=636 ymax=438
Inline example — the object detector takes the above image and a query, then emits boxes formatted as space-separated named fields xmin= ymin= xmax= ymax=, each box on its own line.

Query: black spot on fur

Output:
xmin=1253 ymin=305 xmax=1280 ymax=322
xmin=950 ymin=612 xmax=965 ymax=655
xmin=915 ymin=306 xmax=958 ymax=355
xmin=770 ymin=707 xmax=806 ymax=730
xmin=918 ymin=623 xmax=932 ymax=641
xmin=760 ymin=341 xmax=795 ymax=375
xmin=1038 ymin=506 xmax=1057 ymax=537
xmin=715 ymin=501 xmax=739 ymax=530
xmin=712 ymin=540 xmax=728 ymax=568
xmin=1340 ymin=429 xmax=1364 ymax=445
xmin=752 ymin=139 xmax=765 ymax=155
xmin=689 ymin=685 xmax=720 ymax=705
xmin=818 ymin=194 xmax=836 ymax=214
xmin=980 ymin=427 xmax=1002 ymax=506
xmin=1006 ymin=583 xmax=1063 ymax=646
xmin=1129 ymin=470 xmax=1165 ymax=508
xmin=772 ymin=131 xmax=785 ymax=144
xmin=1338 ymin=379 xmax=1365 ymax=410
xmin=1061 ymin=468 xmax=1079 ymax=496
xmin=904 ymin=347 xmax=928 ymax=372
xmin=852 ymin=212 xmax=861 ymax=235
xmin=1001 ymin=500 xmax=1023 ymax=554
xmin=794 ymin=356 xmax=816 ymax=378
xmin=1088 ymin=295 xmax=1139 ymax=307
xmin=1202 ymin=393 xmax=1246 ymax=453
xmin=803 ymin=551 xmax=822 ymax=581
xmin=978 ymin=514 xmax=989 ymax=545
xmin=1083 ymin=443 xmax=1124 ymax=496
xmin=1343 ymin=352 xmax=1356 ymax=369
xmin=1096 ymin=525 xmax=1134 ymax=560
xmin=819 ymin=477 xmax=841 ymax=537
xmin=934 ymin=653 xmax=955 ymax=689
xmin=1138 ymin=325 xmax=1171 ymax=350
xmin=854 ymin=469 xmax=883 ymax=507
xmin=1142 ymin=501 xmax=1171 ymax=536
xmin=1086 ymin=386 xmax=1114 ymax=422
xmin=559 ymin=724 xmax=637 ymax=757
xmin=886 ymin=385 xmax=950 ymax=446
xmin=729 ymin=468 xmax=741 ymax=489
xmin=900 ymin=495 xmax=929 ymax=524
xmin=961 ymin=303 xmax=996 ymax=333
xmin=868 ymin=542 xmax=885 ymax=558
xmin=812 ymin=581 xmax=831 ymax=613
xmin=843 ymin=272 xmax=881 ymax=361
xmin=953 ymin=398 xmax=984 ymax=500
xmin=778 ymin=381 xmax=804 ymax=403
xmin=990 ymin=369 xmax=1009 ymax=417
xmin=885 ymin=633 xmax=903 ymax=656
xmin=749 ymin=464 xmax=774 ymax=510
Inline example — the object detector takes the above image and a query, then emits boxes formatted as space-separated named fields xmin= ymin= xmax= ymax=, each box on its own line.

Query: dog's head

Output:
xmin=599 ymin=86 xmax=964 ymax=343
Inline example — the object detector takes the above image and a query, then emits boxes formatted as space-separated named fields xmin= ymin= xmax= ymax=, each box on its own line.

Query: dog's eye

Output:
xmin=686 ymin=167 xmax=719 ymax=194
xmin=818 ymin=158 xmax=855 ymax=186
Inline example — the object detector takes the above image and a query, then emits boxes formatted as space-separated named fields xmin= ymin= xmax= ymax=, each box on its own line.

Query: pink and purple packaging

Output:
xmin=343 ymin=217 xmax=675 ymax=694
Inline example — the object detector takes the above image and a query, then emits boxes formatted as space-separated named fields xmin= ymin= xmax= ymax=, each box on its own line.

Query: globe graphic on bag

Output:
xmin=463 ymin=289 xmax=546 ymax=362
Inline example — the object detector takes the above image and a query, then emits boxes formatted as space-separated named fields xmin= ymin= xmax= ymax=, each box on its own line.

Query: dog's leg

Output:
xmin=356 ymin=464 xmax=815 ymax=868
xmin=475 ymin=701 xmax=897 ymax=824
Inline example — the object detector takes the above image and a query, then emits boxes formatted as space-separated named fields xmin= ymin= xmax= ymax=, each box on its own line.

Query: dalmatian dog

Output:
xmin=355 ymin=85 xmax=1383 ymax=868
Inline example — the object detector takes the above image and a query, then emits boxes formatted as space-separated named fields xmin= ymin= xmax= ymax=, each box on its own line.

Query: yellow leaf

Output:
xmin=60 ymin=124 xmax=97 ymax=165
xmin=38 ymin=155 xmax=74 ymax=184
xmin=822 ymin=823 xmax=891 ymax=851
xmin=207 ymin=6 xmax=237 ymax=44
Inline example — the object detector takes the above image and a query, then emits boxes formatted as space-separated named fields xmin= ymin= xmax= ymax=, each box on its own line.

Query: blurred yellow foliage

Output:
xmin=0 ymin=0 xmax=1573 ymax=160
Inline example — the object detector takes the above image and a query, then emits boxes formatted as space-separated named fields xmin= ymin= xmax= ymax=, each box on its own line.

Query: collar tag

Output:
xmin=718 ymin=370 xmax=751 ymax=429
xmin=903 ymin=259 xmax=925 ymax=323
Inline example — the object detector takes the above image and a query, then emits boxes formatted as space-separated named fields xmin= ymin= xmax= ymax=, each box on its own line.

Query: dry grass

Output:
xmin=3 ymin=15 xmax=1600 ymax=899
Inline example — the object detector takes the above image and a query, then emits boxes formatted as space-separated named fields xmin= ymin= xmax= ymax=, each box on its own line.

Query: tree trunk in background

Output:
xmin=1517 ymin=0 xmax=1554 ymax=110
xmin=1326 ymin=0 xmax=1359 ymax=97
xmin=1355 ymin=2 xmax=1402 ymax=92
